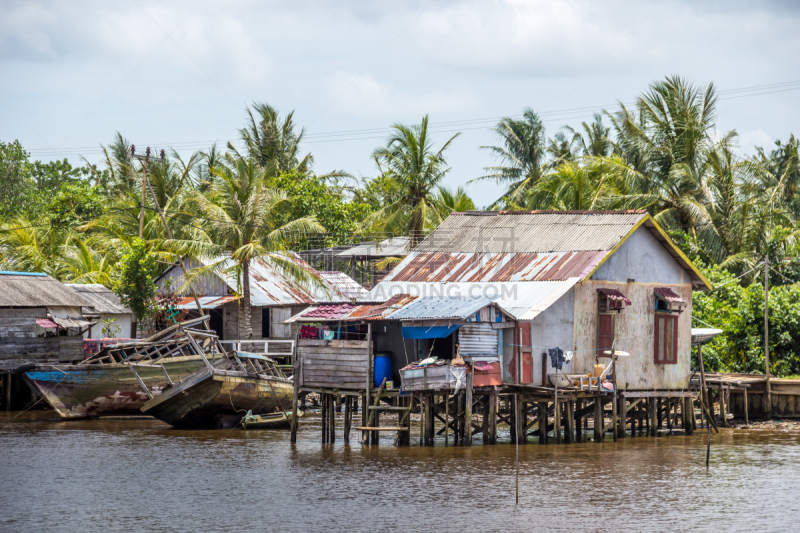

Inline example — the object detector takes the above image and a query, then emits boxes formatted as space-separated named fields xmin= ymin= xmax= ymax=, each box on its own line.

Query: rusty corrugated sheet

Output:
xmin=385 ymin=251 xmax=607 ymax=283
xmin=655 ymin=287 xmax=685 ymax=303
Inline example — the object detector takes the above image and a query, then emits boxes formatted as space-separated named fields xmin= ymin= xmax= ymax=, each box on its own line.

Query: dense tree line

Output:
xmin=1 ymin=76 xmax=799 ymax=372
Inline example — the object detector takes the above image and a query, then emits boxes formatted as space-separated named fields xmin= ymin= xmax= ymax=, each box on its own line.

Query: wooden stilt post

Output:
xmin=565 ymin=400 xmax=575 ymax=444
xmin=744 ymin=387 xmax=749 ymax=425
xmin=321 ymin=393 xmax=328 ymax=443
xmin=290 ymin=375 xmax=299 ymax=445
xmin=612 ymin=393 xmax=618 ymax=442
xmin=426 ymin=393 xmax=435 ymax=446
xmin=617 ymin=396 xmax=626 ymax=439
xmin=720 ymin=386 xmax=728 ymax=427
xmin=554 ymin=397 xmax=562 ymax=445
xmin=489 ymin=392 xmax=497 ymax=444
xmin=330 ymin=394 xmax=337 ymax=443
xmin=684 ymin=397 xmax=694 ymax=435
xmin=482 ymin=395 xmax=490 ymax=444
xmin=419 ymin=395 xmax=425 ymax=446
xmin=649 ymin=397 xmax=657 ymax=437
xmin=575 ymin=399 xmax=583 ymax=443
xmin=593 ymin=398 xmax=603 ymax=442
xmin=538 ymin=401 xmax=547 ymax=444
xmin=444 ymin=392 xmax=450 ymax=446
xmin=657 ymin=398 xmax=663 ymax=428
xmin=465 ymin=372 xmax=473 ymax=446
xmin=344 ymin=396 xmax=352 ymax=444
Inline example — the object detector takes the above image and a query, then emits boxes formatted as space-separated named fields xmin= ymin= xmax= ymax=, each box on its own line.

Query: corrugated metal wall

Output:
xmin=458 ymin=323 xmax=498 ymax=357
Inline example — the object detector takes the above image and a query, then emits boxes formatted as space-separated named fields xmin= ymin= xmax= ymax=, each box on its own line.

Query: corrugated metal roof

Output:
xmin=414 ymin=211 xmax=647 ymax=253
xmin=367 ymin=279 xmax=580 ymax=321
xmin=334 ymin=237 xmax=411 ymax=258
xmin=173 ymin=295 xmax=235 ymax=310
xmin=655 ymin=287 xmax=685 ymax=303
xmin=163 ymin=253 xmax=364 ymax=306
xmin=319 ymin=272 xmax=369 ymax=300
xmin=286 ymin=294 xmax=419 ymax=323
xmin=388 ymin=296 xmax=496 ymax=320
xmin=598 ymin=288 xmax=631 ymax=305
xmin=66 ymin=284 xmax=132 ymax=314
xmin=385 ymin=251 xmax=606 ymax=283
xmin=0 ymin=272 xmax=92 ymax=308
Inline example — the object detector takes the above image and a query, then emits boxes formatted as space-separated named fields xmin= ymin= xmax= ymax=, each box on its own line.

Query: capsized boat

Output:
xmin=20 ymin=317 xmax=213 ymax=418
xmin=138 ymin=350 xmax=294 ymax=429
xmin=240 ymin=409 xmax=302 ymax=430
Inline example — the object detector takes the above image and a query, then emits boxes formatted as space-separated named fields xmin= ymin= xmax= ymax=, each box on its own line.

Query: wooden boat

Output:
xmin=139 ymin=351 xmax=294 ymax=429
xmin=240 ymin=409 xmax=302 ymax=429
xmin=20 ymin=317 xmax=212 ymax=418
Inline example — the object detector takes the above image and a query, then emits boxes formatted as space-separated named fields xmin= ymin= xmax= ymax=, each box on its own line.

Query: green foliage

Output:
xmin=47 ymin=181 xmax=107 ymax=228
xmin=357 ymin=173 xmax=404 ymax=211
xmin=266 ymin=170 xmax=371 ymax=244
xmin=0 ymin=140 xmax=35 ymax=219
xmin=113 ymin=239 xmax=157 ymax=322
xmin=692 ymin=262 xmax=800 ymax=377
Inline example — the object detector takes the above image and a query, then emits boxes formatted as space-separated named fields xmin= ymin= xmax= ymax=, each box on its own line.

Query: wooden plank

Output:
xmin=302 ymin=360 xmax=369 ymax=369
xmin=297 ymin=346 xmax=370 ymax=356
xmin=0 ymin=308 xmax=46 ymax=318
xmin=300 ymin=353 xmax=369 ymax=362
xmin=298 ymin=339 xmax=368 ymax=348
xmin=303 ymin=373 xmax=366 ymax=380
xmin=0 ymin=318 xmax=38 ymax=327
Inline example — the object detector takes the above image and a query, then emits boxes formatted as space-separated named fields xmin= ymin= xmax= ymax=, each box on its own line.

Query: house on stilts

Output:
xmin=155 ymin=253 xmax=365 ymax=367
xmin=289 ymin=210 xmax=714 ymax=445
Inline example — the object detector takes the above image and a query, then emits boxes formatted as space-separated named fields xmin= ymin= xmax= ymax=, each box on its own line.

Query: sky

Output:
xmin=2 ymin=0 xmax=799 ymax=206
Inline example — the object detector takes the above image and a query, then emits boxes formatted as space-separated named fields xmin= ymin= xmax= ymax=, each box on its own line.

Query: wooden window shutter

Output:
xmin=654 ymin=314 xmax=678 ymax=365
xmin=597 ymin=314 xmax=614 ymax=356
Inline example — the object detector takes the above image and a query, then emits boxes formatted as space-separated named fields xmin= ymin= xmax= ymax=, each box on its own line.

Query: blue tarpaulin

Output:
xmin=401 ymin=325 xmax=461 ymax=339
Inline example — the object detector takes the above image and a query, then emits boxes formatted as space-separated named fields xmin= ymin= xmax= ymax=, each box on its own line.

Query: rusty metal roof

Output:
xmin=414 ymin=211 xmax=648 ymax=253
xmin=598 ymin=288 xmax=631 ymax=305
xmin=287 ymin=294 xmax=419 ymax=323
xmin=655 ymin=287 xmax=685 ymax=304
xmin=385 ymin=251 xmax=606 ymax=283
xmin=165 ymin=253 xmax=364 ymax=307
xmin=319 ymin=272 xmax=369 ymax=300
xmin=387 ymin=296 xmax=497 ymax=320
xmin=173 ymin=295 xmax=235 ymax=310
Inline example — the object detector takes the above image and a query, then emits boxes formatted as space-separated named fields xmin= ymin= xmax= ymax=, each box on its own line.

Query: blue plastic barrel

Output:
xmin=374 ymin=353 xmax=393 ymax=388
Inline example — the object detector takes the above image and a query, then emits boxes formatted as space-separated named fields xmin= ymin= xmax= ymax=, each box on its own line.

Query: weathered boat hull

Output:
xmin=141 ymin=369 xmax=294 ymax=429
xmin=22 ymin=356 xmax=204 ymax=418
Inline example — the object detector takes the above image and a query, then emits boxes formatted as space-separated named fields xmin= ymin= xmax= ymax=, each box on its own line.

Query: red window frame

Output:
xmin=653 ymin=313 xmax=678 ymax=364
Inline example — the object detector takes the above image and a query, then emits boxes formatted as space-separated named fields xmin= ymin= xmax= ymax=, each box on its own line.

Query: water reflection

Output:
xmin=1 ymin=412 xmax=799 ymax=532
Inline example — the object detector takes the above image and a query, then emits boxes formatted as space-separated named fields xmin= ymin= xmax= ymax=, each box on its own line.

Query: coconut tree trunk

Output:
xmin=242 ymin=259 xmax=253 ymax=340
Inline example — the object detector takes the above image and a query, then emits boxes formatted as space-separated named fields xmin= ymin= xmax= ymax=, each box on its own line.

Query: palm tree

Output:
xmin=525 ymin=160 xmax=615 ymax=211
xmin=176 ymin=157 xmax=325 ymax=340
xmin=435 ymin=186 xmax=476 ymax=214
xmin=60 ymin=236 xmax=116 ymax=286
xmin=239 ymin=103 xmax=312 ymax=176
xmin=475 ymin=108 xmax=549 ymax=207
xmin=597 ymin=76 xmax=718 ymax=229
xmin=566 ymin=114 xmax=613 ymax=157
xmin=362 ymin=115 xmax=460 ymax=244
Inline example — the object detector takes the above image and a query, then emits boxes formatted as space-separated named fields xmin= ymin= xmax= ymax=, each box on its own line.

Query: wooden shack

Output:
xmin=0 ymin=271 xmax=94 ymax=410
xmin=155 ymin=254 xmax=364 ymax=360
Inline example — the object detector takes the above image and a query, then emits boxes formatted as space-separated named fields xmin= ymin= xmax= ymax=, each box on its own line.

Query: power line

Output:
xmin=24 ymin=78 xmax=800 ymax=157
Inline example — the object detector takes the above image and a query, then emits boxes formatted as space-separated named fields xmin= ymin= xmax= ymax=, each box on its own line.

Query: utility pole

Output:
xmin=764 ymin=258 xmax=772 ymax=419
xmin=131 ymin=146 xmax=164 ymax=239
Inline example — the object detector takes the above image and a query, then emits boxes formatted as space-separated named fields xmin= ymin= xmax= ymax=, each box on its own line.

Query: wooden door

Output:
xmin=597 ymin=314 xmax=614 ymax=356
xmin=270 ymin=308 xmax=292 ymax=338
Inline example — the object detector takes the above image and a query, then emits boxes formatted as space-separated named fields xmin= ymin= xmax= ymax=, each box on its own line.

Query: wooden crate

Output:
xmin=298 ymin=339 xmax=369 ymax=390
xmin=401 ymin=365 xmax=469 ymax=391
xmin=467 ymin=362 xmax=502 ymax=387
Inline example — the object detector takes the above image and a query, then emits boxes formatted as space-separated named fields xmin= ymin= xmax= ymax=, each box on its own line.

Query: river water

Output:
xmin=1 ymin=411 xmax=799 ymax=532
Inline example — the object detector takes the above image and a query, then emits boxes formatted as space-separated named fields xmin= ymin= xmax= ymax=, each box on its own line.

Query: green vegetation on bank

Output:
xmin=1 ymin=75 xmax=799 ymax=367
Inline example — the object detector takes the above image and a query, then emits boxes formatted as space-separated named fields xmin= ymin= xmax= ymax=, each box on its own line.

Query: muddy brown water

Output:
xmin=2 ymin=411 xmax=800 ymax=532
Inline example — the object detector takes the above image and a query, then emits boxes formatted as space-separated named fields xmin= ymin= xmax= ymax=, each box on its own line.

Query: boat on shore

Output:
xmin=139 ymin=350 xmax=294 ymax=429
xmin=241 ymin=409 xmax=302 ymax=429
xmin=19 ymin=317 xmax=212 ymax=418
